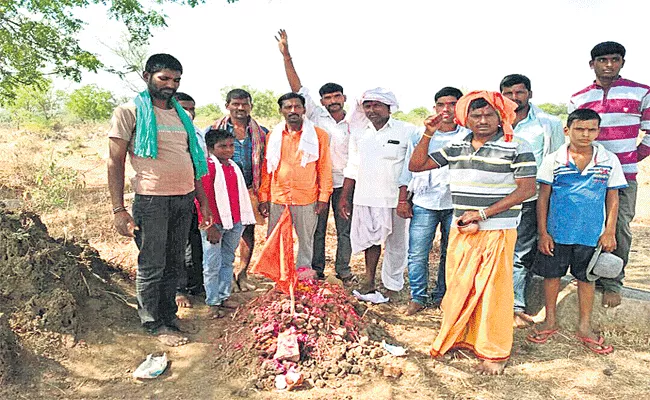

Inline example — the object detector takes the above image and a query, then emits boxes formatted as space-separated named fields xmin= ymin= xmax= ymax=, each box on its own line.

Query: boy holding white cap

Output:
xmin=530 ymin=109 xmax=627 ymax=354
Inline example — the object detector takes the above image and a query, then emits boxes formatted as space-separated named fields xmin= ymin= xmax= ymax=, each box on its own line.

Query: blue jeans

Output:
xmin=513 ymin=201 xmax=537 ymax=313
xmin=407 ymin=206 xmax=453 ymax=305
xmin=201 ymin=222 xmax=244 ymax=306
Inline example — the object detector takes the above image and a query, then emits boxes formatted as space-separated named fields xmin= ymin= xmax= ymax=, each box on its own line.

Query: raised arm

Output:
xmin=276 ymin=29 xmax=302 ymax=93
xmin=409 ymin=114 xmax=444 ymax=172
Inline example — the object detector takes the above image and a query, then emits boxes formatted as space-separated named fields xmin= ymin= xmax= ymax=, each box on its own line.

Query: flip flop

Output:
xmin=576 ymin=334 xmax=613 ymax=355
xmin=526 ymin=327 xmax=559 ymax=344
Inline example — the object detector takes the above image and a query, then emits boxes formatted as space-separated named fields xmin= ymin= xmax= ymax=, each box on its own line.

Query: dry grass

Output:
xmin=2 ymin=125 xmax=650 ymax=399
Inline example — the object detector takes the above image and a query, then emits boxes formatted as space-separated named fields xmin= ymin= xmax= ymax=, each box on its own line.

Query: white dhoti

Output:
xmin=350 ymin=205 xmax=408 ymax=291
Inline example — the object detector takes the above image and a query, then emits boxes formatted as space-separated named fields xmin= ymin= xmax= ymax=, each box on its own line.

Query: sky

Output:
xmin=71 ymin=0 xmax=650 ymax=112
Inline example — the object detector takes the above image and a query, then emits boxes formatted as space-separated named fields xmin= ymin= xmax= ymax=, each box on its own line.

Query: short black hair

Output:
xmin=205 ymin=129 xmax=235 ymax=149
xmin=226 ymin=88 xmax=252 ymax=104
xmin=319 ymin=83 xmax=344 ymax=97
xmin=468 ymin=97 xmax=490 ymax=112
xmin=277 ymin=92 xmax=306 ymax=108
xmin=434 ymin=87 xmax=463 ymax=102
xmin=567 ymin=108 xmax=601 ymax=128
xmin=591 ymin=41 xmax=626 ymax=60
xmin=145 ymin=53 xmax=183 ymax=74
xmin=500 ymin=74 xmax=531 ymax=92
xmin=174 ymin=92 xmax=195 ymax=103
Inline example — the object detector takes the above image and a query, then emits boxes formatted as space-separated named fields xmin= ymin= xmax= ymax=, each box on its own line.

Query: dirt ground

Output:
xmin=1 ymin=127 xmax=650 ymax=399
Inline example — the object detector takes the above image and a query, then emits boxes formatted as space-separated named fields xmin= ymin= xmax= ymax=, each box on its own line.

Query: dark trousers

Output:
xmin=133 ymin=192 xmax=194 ymax=331
xmin=312 ymin=187 xmax=352 ymax=278
xmin=177 ymin=211 xmax=204 ymax=295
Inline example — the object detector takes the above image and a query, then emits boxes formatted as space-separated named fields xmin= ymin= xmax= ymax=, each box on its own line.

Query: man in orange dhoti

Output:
xmin=409 ymin=91 xmax=537 ymax=374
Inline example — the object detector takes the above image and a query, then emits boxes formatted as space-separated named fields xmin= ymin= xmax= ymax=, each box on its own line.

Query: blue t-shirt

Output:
xmin=537 ymin=143 xmax=628 ymax=247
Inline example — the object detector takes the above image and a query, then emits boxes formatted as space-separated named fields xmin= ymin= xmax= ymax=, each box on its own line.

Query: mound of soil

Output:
xmin=214 ymin=279 xmax=401 ymax=392
xmin=0 ymin=210 xmax=134 ymax=382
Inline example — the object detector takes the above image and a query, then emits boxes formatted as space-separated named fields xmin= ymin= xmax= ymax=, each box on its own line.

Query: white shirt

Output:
xmin=299 ymin=87 xmax=349 ymax=188
xmin=399 ymin=126 xmax=469 ymax=210
xmin=344 ymin=117 xmax=420 ymax=208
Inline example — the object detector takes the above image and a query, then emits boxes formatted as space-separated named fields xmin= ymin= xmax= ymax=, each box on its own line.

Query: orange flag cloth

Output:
xmin=250 ymin=206 xmax=297 ymax=295
xmin=454 ymin=91 xmax=518 ymax=142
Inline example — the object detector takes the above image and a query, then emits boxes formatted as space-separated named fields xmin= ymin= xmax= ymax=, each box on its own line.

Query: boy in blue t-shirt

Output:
xmin=528 ymin=109 xmax=627 ymax=354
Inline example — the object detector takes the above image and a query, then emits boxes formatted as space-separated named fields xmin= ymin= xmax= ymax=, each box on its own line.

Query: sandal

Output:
xmin=526 ymin=326 xmax=559 ymax=344
xmin=209 ymin=305 xmax=225 ymax=319
xmin=576 ymin=334 xmax=613 ymax=355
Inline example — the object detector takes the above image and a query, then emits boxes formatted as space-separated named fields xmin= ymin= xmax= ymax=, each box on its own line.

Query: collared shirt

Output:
xmin=568 ymin=76 xmax=650 ymax=181
xmin=430 ymin=131 xmax=537 ymax=230
xmin=258 ymin=126 xmax=333 ymax=206
xmin=537 ymin=143 xmax=627 ymax=247
xmin=197 ymin=157 xmax=241 ymax=226
xmin=344 ymin=117 xmax=420 ymax=208
xmin=513 ymin=103 xmax=565 ymax=202
xmin=207 ymin=120 xmax=269 ymax=189
xmin=399 ymin=125 xmax=469 ymax=210
xmin=299 ymin=86 xmax=349 ymax=188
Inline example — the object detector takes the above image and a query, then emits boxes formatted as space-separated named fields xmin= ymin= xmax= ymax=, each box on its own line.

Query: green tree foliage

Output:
xmin=66 ymin=85 xmax=116 ymax=121
xmin=538 ymin=103 xmax=568 ymax=116
xmin=5 ymin=80 xmax=63 ymax=127
xmin=0 ymin=0 xmax=210 ymax=104
xmin=195 ymin=104 xmax=224 ymax=123
xmin=220 ymin=85 xmax=281 ymax=120
xmin=392 ymin=107 xmax=430 ymax=125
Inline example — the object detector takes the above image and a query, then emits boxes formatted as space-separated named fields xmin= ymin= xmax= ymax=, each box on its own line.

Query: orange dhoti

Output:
xmin=430 ymin=228 xmax=517 ymax=361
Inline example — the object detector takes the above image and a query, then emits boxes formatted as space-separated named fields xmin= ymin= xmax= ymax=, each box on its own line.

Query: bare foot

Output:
xmin=166 ymin=318 xmax=199 ymax=334
xmin=474 ymin=360 xmax=507 ymax=375
xmin=175 ymin=293 xmax=192 ymax=308
xmin=153 ymin=326 xmax=189 ymax=347
xmin=513 ymin=311 xmax=534 ymax=328
xmin=602 ymin=292 xmax=621 ymax=308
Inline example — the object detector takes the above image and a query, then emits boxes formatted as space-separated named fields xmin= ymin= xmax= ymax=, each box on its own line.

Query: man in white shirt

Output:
xmin=399 ymin=87 xmax=469 ymax=315
xmin=174 ymin=92 xmax=207 ymax=309
xmin=339 ymin=88 xmax=420 ymax=295
xmin=276 ymin=29 xmax=354 ymax=284
xmin=499 ymin=74 xmax=564 ymax=328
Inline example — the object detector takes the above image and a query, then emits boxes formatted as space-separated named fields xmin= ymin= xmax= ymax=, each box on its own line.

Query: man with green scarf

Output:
xmin=108 ymin=53 xmax=212 ymax=347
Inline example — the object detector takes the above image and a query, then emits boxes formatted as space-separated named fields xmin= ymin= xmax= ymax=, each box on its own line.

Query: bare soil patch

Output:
xmin=1 ymin=127 xmax=650 ymax=399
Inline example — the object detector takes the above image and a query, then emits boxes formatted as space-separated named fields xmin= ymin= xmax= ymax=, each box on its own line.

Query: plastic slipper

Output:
xmin=576 ymin=334 xmax=613 ymax=355
xmin=526 ymin=327 xmax=559 ymax=344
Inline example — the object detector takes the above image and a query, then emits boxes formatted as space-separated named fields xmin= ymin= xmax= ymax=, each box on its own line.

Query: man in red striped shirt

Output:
xmin=568 ymin=41 xmax=650 ymax=308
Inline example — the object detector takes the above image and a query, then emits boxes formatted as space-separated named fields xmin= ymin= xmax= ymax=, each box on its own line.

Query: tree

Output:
xmin=220 ymin=85 xmax=281 ymax=120
xmin=66 ymin=85 xmax=116 ymax=121
xmin=196 ymin=104 xmax=224 ymax=121
xmin=538 ymin=103 xmax=568 ymax=116
xmin=102 ymin=33 xmax=149 ymax=94
xmin=5 ymin=80 xmax=63 ymax=128
xmin=0 ymin=0 xmax=228 ymax=104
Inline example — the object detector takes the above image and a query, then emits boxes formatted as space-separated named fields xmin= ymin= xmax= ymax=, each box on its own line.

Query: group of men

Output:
xmin=107 ymin=35 xmax=649 ymax=373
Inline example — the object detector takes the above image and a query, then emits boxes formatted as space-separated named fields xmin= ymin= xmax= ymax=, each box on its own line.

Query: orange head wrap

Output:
xmin=454 ymin=91 xmax=518 ymax=142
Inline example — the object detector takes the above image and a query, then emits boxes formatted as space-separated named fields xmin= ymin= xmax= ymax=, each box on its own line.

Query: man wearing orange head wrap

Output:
xmin=409 ymin=91 xmax=537 ymax=375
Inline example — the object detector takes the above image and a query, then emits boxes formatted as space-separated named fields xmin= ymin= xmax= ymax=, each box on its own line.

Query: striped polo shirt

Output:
xmin=537 ymin=143 xmax=628 ymax=247
xmin=568 ymin=77 xmax=650 ymax=181
xmin=429 ymin=131 xmax=537 ymax=230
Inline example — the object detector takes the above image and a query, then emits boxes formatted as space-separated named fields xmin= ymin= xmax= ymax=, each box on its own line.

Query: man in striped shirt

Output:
xmin=410 ymin=91 xmax=536 ymax=375
xmin=568 ymin=41 xmax=650 ymax=308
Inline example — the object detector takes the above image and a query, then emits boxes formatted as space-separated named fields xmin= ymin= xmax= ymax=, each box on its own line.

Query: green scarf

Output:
xmin=133 ymin=90 xmax=207 ymax=180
